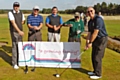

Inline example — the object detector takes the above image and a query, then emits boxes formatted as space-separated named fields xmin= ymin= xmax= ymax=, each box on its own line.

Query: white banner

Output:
xmin=18 ymin=42 xmax=81 ymax=68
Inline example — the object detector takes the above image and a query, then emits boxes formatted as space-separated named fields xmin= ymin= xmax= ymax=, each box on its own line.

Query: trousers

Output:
xmin=92 ymin=36 xmax=108 ymax=76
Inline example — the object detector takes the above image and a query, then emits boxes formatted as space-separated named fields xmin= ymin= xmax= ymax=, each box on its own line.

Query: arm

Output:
xmin=22 ymin=14 xmax=25 ymax=24
xmin=45 ymin=17 xmax=54 ymax=28
xmin=80 ymin=20 xmax=84 ymax=33
xmin=8 ymin=12 xmax=24 ymax=36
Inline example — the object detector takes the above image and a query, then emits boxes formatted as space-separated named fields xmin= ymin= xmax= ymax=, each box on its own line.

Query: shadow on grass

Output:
xmin=1 ymin=45 xmax=12 ymax=53
xmin=73 ymin=68 xmax=90 ymax=75
xmin=0 ymin=46 xmax=12 ymax=66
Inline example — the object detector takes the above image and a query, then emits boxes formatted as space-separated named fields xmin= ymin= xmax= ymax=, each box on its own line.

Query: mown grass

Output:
xmin=0 ymin=15 xmax=120 ymax=80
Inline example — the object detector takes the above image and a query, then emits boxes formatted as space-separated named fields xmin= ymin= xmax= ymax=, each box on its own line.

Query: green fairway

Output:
xmin=0 ymin=14 xmax=120 ymax=80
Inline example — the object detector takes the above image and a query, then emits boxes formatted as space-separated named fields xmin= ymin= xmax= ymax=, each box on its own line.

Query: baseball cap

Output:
xmin=33 ymin=6 xmax=39 ymax=10
xmin=13 ymin=2 xmax=20 ymax=6
xmin=74 ymin=12 xmax=80 ymax=16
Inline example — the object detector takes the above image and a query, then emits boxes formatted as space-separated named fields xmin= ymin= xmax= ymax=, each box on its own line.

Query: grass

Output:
xmin=0 ymin=15 xmax=120 ymax=80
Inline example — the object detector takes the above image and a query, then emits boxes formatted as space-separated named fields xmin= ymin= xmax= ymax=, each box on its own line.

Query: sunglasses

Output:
xmin=34 ymin=9 xmax=39 ymax=11
xmin=14 ymin=5 xmax=19 ymax=7
xmin=87 ymin=10 xmax=93 ymax=13
xmin=75 ymin=16 xmax=79 ymax=18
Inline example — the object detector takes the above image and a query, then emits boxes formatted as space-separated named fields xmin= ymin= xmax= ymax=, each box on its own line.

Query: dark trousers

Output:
xmin=92 ymin=36 xmax=108 ymax=76
xmin=28 ymin=31 xmax=42 ymax=41
xmin=10 ymin=32 xmax=22 ymax=65
xmin=68 ymin=37 xmax=81 ymax=42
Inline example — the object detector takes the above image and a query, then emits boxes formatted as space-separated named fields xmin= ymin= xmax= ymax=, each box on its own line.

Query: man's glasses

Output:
xmin=75 ymin=16 xmax=79 ymax=18
xmin=87 ymin=10 xmax=93 ymax=13
xmin=34 ymin=9 xmax=39 ymax=11
xmin=14 ymin=5 xmax=19 ymax=7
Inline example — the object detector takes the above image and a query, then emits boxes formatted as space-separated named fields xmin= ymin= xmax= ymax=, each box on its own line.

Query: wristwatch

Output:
xmin=89 ymin=41 xmax=92 ymax=44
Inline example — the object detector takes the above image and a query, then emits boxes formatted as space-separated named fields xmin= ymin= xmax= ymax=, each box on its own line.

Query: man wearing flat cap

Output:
xmin=8 ymin=2 xmax=25 ymax=69
xmin=27 ymin=6 xmax=43 ymax=41
xmin=63 ymin=12 xmax=84 ymax=43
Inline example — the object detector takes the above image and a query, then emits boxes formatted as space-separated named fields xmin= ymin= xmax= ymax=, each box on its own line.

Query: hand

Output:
xmin=77 ymin=30 xmax=81 ymax=34
xmin=33 ymin=26 xmax=39 ymax=30
xmin=18 ymin=31 xmax=24 ymax=36
xmin=85 ymin=42 xmax=92 ymax=50
xmin=68 ymin=24 xmax=73 ymax=27
xmin=54 ymin=25 xmax=58 ymax=31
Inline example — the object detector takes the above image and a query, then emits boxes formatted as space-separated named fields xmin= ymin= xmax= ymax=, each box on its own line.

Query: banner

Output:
xmin=18 ymin=42 xmax=81 ymax=68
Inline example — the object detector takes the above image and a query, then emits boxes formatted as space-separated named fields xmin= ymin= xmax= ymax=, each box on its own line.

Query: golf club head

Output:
xmin=24 ymin=65 xmax=28 ymax=74
xmin=53 ymin=73 xmax=60 ymax=78
xmin=31 ymin=68 xmax=35 ymax=72
xmin=24 ymin=69 xmax=28 ymax=74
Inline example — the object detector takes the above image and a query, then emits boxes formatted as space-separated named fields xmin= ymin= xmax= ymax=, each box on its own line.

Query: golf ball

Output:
xmin=56 ymin=74 xmax=60 ymax=77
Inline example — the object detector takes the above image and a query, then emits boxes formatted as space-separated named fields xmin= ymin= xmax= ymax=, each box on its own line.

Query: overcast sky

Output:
xmin=0 ymin=0 xmax=120 ymax=10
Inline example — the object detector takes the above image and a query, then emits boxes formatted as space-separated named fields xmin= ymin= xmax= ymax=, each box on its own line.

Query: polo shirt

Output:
xmin=64 ymin=19 xmax=84 ymax=38
xmin=8 ymin=10 xmax=25 ymax=21
xmin=27 ymin=14 xmax=43 ymax=31
xmin=88 ymin=15 xmax=108 ymax=38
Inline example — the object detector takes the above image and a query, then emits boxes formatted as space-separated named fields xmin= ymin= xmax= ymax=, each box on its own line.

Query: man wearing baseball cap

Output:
xmin=63 ymin=12 xmax=84 ymax=43
xmin=27 ymin=6 xmax=43 ymax=41
xmin=8 ymin=2 xmax=25 ymax=69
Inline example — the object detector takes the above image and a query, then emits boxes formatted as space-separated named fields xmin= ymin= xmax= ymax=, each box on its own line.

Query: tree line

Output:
xmin=0 ymin=2 xmax=120 ymax=15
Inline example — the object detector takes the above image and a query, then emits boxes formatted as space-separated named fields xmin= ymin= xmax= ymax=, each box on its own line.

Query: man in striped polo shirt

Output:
xmin=27 ymin=6 xmax=43 ymax=41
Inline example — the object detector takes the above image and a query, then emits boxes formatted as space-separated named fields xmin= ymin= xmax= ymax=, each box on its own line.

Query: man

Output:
xmin=98 ymin=12 xmax=104 ymax=19
xmin=27 ymin=6 xmax=43 ymax=41
xmin=85 ymin=7 xmax=108 ymax=79
xmin=8 ymin=2 xmax=25 ymax=69
xmin=46 ymin=6 xmax=63 ymax=42
xmin=63 ymin=12 xmax=84 ymax=42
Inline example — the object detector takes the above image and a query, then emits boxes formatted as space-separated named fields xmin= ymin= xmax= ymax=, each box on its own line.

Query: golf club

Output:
xmin=22 ymin=41 xmax=28 ymax=74
xmin=31 ymin=30 xmax=37 ymax=72
xmin=54 ymin=49 xmax=86 ymax=77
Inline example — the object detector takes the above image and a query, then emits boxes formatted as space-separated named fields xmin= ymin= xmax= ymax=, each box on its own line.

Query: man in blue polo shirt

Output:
xmin=27 ymin=6 xmax=43 ymax=41
xmin=85 ymin=7 xmax=108 ymax=79
xmin=46 ymin=6 xmax=63 ymax=42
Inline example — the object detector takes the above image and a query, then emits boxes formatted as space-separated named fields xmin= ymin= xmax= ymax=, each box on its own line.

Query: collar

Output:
xmin=75 ymin=19 xmax=80 ymax=22
xmin=52 ymin=14 xmax=58 ymax=17
xmin=13 ymin=10 xmax=20 ymax=13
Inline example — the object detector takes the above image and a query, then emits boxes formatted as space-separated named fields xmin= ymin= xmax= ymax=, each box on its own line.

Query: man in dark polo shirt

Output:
xmin=63 ymin=12 xmax=84 ymax=43
xmin=46 ymin=6 xmax=63 ymax=42
xmin=8 ymin=2 xmax=25 ymax=69
xmin=85 ymin=7 xmax=108 ymax=79
xmin=27 ymin=6 xmax=43 ymax=41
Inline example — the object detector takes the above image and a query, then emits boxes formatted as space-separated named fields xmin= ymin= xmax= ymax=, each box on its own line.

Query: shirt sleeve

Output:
xmin=8 ymin=12 xmax=14 ymax=20
xmin=40 ymin=16 xmax=43 ymax=23
xmin=60 ymin=17 xmax=63 ymax=24
xmin=63 ymin=20 xmax=70 ymax=25
xmin=22 ymin=14 xmax=25 ymax=21
xmin=95 ymin=18 xmax=103 ymax=30
xmin=46 ymin=17 xmax=50 ymax=24
xmin=80 ymin=20 xmax=84 ymax=33
xmin=27 ymin=16 xmax=31 ymax=25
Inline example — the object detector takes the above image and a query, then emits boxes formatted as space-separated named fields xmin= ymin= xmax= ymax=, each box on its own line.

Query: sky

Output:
xmin=0 ymin=0 xmax=120 ymax=10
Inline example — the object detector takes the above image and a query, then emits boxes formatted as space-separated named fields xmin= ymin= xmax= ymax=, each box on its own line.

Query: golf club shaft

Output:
xmin=60 ymin=50 xmax=86 ymax=75
xmin=22 ymin=41 xmax=28 ymax=73
xmin=31 ymin=30 xmax=37 ymax=71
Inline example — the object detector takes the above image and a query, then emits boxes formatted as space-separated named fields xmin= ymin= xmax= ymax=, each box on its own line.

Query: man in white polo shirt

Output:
xmin=8 ymin=2 xmax=25 ymax=69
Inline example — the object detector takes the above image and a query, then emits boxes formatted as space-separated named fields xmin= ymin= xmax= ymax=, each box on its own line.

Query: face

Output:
xmin=33 ymin=9 xmax=39 ymax=15
xmin=13 ymin=5 xmax=20 ymax=12
xmin=87 ymin=7 xmax=95 ymax=19
xmin=74 ymin=16 xmax=80 ymax=21
xmin=52 ymin=8 xmax=58 ymax=15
